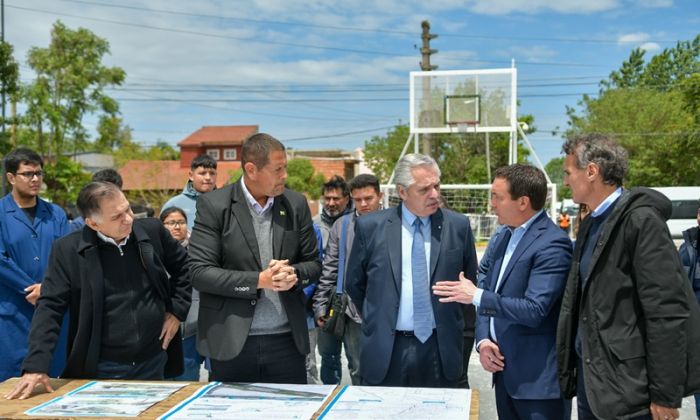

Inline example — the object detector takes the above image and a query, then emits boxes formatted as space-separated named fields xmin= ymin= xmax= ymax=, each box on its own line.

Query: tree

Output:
xmin=544 ymin=156 xmax=572 ymax=200
xmin=0 ymin=40 xmax=20 ymax=154
xmin=42 ymin=156 xmax=91 ymax=207
xmin=566 ymin=34 xmax=700 ymax=186
xmin=286 ymin=159 xmax=325 ymax=199
xmin=23 ymin=21 xmax=125 ymax=158
xmin=364 ymin=118 xmax=533 ymax=185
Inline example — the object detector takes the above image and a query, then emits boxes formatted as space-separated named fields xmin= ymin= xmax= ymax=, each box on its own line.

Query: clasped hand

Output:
xmin=259 ymin=259 xmax=297 ymax=292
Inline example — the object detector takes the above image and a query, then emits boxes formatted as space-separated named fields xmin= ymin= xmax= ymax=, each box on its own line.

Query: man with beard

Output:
xmin=311 ymin=175 xmax=354 ymax=383
xmin=313 ymin=176 xmax=353 ymax=252
xmin=313 ymin=174 xmax=383 ymax=385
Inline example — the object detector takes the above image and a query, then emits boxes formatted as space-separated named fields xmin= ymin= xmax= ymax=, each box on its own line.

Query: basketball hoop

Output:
xmin=448 ymin=121 xmax=478 ymax=134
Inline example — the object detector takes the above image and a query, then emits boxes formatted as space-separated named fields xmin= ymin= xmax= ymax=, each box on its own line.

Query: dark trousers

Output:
xmin=458 ymin=335 xmax=474 ymax=388
xmin=210 ymin=332 xmax=306 ymax=384
xmin=168 ymin=335 xmax=204 ymax=381
xmin=495 ymin=372 xmax=571 ymax=420
xmin=576 ymin=357 xmax=651 ymax=420
xmin=96 ymin=351 xmax=167 ymax=380
xmin=366 ymin=332 xmax=457 ymax=388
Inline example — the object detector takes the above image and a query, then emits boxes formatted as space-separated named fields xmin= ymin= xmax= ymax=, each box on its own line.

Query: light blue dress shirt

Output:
xmin=395 ymin=205 xmax=435 ymax=331
xmin=590 ymin=187 xmax=623 ymax=217
xmin=474 ymin=210 xmax=543 ymax=344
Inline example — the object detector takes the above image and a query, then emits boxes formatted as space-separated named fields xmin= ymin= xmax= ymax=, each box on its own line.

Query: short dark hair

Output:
xmin=493 ymin=164 xmax=548 ymax=211
xmin=160 ymin=206 xmax=187 ymax=223
xmin=322 ymin=175 xmax=350 ymax=197
xmin=77 ymin=181 xmax=122 ymax=220
xmin=562 ymin=133 xmax=628 ymax=187
xmin=4 ymin=148 xmax=43 ymax=174
xmin=349 ymin=174 xmax=380 ymax=194
xmin=241 ymin=133 xmax=285 ymax=171
xmin=92 ymin=168 xmax=123 ymax=189
xmin=191 ymin=154 xmax=218 ymax=171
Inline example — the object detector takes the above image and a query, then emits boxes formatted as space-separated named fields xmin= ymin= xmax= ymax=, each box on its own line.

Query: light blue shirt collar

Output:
xmin=507 ymin=209 xmax=543 ymax=238
xmin=401 ymin=203 xmax=430 ymax=229
xmin=240 ymin=176 xmax=274 ymax=215
xmin=591 ymin=187 xmax=623 ymax=218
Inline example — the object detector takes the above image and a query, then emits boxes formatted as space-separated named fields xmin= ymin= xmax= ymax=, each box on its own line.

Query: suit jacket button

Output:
xmin=251 ymin=300 xmax=257 ymax=306
xmin=585 ymin=358 xmax=591 ymax=364
xmin=582 ymin=316 xmax=587 ymax=322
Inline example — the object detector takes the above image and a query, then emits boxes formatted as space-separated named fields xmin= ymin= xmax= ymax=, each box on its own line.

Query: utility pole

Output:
xmin=419 ymin=20 xmax=437 ymax=156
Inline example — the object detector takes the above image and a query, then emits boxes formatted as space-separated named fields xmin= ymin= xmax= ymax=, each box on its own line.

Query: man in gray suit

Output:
xmin=188 ymin=133 xmax=321 ymax=384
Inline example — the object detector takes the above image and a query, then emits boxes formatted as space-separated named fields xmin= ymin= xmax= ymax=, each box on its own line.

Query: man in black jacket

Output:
xmin=556 ymin=134 xmax=700 ymax=420
xmin=5 ymin=182 xmax=191 ymax=400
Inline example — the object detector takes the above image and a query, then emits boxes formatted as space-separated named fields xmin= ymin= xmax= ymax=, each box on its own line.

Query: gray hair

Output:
xmin=394 ymin=153 xmax=441 ymax=189
xmin=77 ymin=181 xmax=123 ymax=221
xmin=562 ymin=133 xmax=628 ymax=187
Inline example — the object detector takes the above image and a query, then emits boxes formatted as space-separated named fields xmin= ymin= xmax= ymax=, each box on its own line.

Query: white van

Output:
xmin=651 ymin=187 xmax=700 ymax=238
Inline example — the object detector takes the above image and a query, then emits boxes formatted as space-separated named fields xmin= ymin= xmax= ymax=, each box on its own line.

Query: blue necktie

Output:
xmin=412 ymin=218 xmax=434 ymax=343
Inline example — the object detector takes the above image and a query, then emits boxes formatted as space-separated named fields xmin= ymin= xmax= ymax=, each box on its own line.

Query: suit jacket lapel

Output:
xmin=271 ymin=195 xmax=289 ymax=259
xmin=488 ymin=230 xmax=511 ymax=292
xmin=388 ymin=205 xmax=402 ymax=293
xmin=497 ymin=214 xmax=546 ymax=293
xmin=429 ymin=209 xmax=444 ymax=280
xmin=231 ymin=181 xmax=262 ymax=270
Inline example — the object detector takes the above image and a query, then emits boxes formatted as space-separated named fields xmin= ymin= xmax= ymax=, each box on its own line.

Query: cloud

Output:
xmin=639 ymin=42 xmax=661 ymax=52
xmin=617 ymin=32 xmax=650 ymax=44
xmin=464 ymin=0 xmax=621 ymax=15
xmin=634 ymin=0 xmax=673 ymax=7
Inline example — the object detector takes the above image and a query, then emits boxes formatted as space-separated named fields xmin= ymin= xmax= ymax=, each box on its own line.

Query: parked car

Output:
xmin=651 ymin=186 xmax=700 ymax=238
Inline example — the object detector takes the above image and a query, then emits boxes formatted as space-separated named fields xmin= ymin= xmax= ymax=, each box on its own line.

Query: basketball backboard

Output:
xmin=409 ymin=68 xmax=517 ymax=134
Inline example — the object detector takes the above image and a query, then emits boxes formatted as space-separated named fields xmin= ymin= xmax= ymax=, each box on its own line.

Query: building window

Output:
xmin=206 ymin=149 xmax=220 ymax=160
xmin=224 ymin=148 xmax=237 ymax=160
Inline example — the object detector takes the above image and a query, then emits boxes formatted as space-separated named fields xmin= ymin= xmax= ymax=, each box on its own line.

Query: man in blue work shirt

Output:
xmin=0 ymin=148 xmax=70 ymax=380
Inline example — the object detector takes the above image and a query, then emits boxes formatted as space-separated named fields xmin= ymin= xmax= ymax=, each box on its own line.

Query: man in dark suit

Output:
xmin=345 ymin=153 xmax=477 ymax=387
xmin=188 ymin=133 xmax=321 ymax=384
xmin=434 ymin=164 xmax=572 ymax=419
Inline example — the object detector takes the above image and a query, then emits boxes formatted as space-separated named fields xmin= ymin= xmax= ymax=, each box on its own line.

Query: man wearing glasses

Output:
xmin=0 ymin=148 xmax=70 ymax=381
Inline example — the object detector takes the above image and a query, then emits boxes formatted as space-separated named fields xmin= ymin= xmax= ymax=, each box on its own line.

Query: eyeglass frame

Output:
xmin=163 ymin=220 xmax=187 ymax=228
xmin=14 ymin=170 xmax=44 ymax=179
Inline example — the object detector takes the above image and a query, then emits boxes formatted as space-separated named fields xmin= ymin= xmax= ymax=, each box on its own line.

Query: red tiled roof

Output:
xmin=119 ymin=160 xmax=242 ymax=191
xmin=177 ymin=125 xmax=258 ymax=147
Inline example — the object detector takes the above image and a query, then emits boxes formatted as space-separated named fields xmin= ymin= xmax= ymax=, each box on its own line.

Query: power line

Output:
xmin=7 ymin=4 xmax=612 ymax=68
xmin=283 ymin=125 xmax=396 ymax=142
xmin=52 ymin=0 xmax=682 ymax=45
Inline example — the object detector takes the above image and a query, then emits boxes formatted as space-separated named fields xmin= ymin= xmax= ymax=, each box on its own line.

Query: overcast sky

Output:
xmin=5 ymin=0 xmax=698 ymax=167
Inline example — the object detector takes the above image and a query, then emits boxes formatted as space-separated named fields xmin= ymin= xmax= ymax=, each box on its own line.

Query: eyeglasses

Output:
xmin=163 ymin=220 xmax=187 ymax=228
xmin=15 ymin=170 xmax=44 ymax=179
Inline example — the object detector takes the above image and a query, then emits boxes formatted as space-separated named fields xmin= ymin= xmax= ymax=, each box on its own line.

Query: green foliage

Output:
xmin=566 ymin=34 xmax=700 ymax=186
xmin=112 ymin=139 xmax=179 ymax=167
xmin=363 ymin=124 xmax=410 ymax=183
xmin=0 ymin=41 xmax=20 ymax=155
xmin=364 ymin=119 xmax=532 ymax=185
xmin=228 ymin=168 xmax=243 ymax=183
xmin=23 ymin=21 xmax=125 ymax=157
xmin=96 ymin=115 xmax=133 ymax=151
xmin=42 ymin=156 xmax=91 ymax=207
xmin=286 ymin=159 xmax=325 ymax=199
xmin=544 ymin=156 xmax=572 ymax=200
